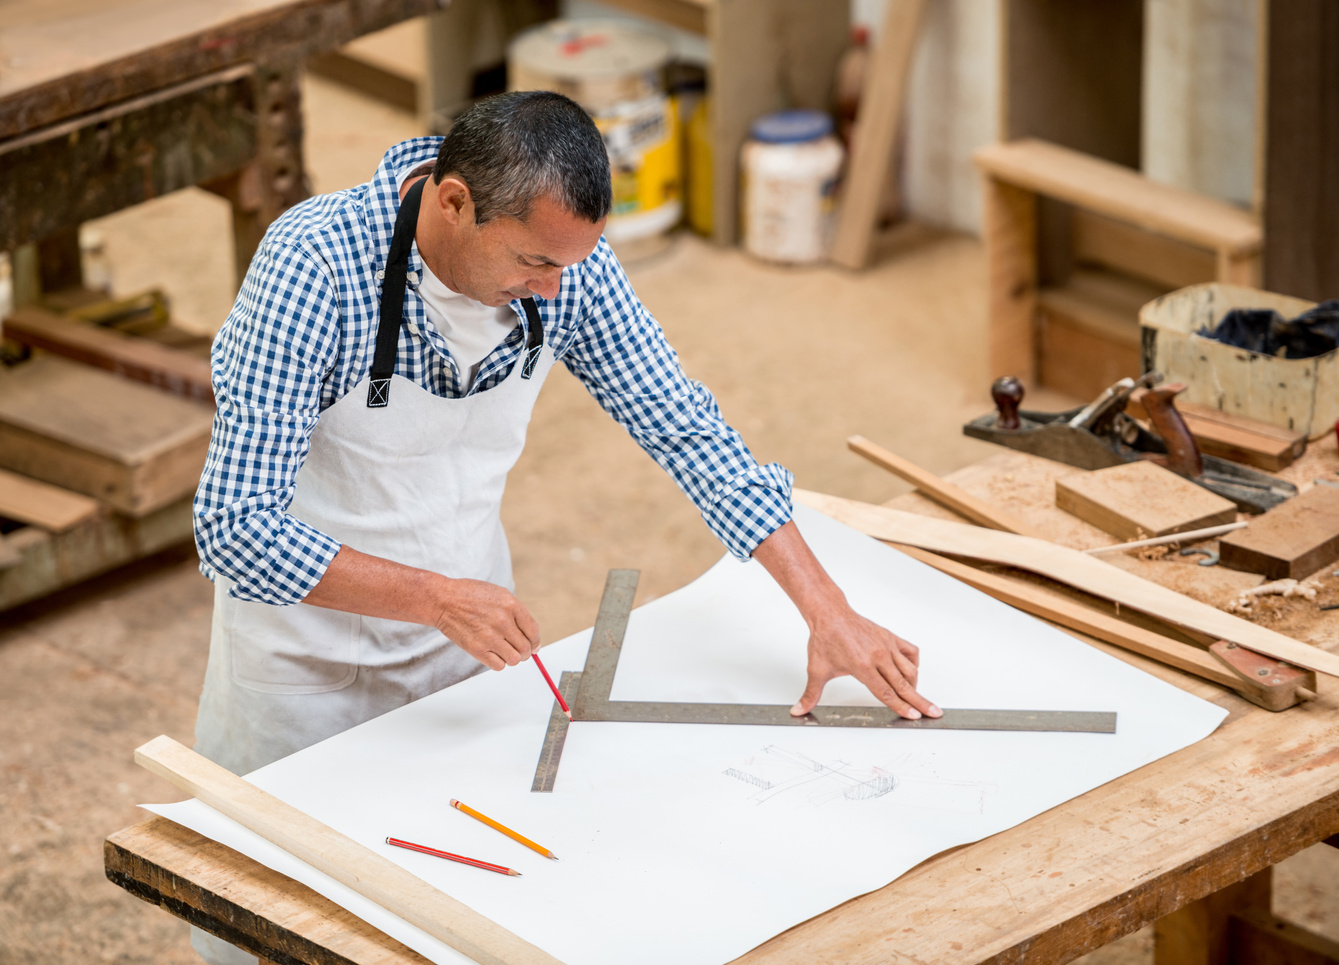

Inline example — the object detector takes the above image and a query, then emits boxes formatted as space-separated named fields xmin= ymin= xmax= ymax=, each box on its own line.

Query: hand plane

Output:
xmin=963 ymin=373 xmax=1296 ymax=513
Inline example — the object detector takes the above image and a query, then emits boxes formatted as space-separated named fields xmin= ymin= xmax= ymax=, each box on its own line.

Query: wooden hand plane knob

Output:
xmin=1140 ymin=382 xmax=1203 ymax=477
xmin=991 ymin=376 xmax=1024 ymax=430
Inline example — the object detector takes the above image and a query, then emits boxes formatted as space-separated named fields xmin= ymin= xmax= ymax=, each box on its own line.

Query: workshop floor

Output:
xmin=2 ymin=70 xmax=1337 ymax=965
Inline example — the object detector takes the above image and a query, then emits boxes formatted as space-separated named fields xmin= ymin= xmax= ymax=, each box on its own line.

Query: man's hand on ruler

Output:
xmin=792 ymin=605 xmax=941 ymax=720
xmin=433 ymin=578 xmax=541 ymax=671
xmin=750 ymin=519 xmax=942 ymax=721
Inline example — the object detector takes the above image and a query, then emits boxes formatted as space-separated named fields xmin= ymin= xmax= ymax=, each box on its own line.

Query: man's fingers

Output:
xmin=879 ymin=659 xmax=941 ymax=718
xmin=481 ymin=651 xmax=506 ymax=671
xmin=790 ymin=672 xmax=827 ymax=717
xmin=516 ymin=606 xmax=541 ymax=654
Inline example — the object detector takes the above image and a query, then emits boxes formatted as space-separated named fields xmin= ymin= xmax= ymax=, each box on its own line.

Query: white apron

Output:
xmin=194 ymin=176 xmax=557 ymax=779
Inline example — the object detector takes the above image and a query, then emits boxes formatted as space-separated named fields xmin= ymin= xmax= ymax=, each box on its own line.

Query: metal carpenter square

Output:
xmin=575 ymin=703 xmax=1115 ymax=732
xmin=531 ymin=671 xmax=582 ymax=793
xmin=571 ymin=568 xmax=639 ymax=719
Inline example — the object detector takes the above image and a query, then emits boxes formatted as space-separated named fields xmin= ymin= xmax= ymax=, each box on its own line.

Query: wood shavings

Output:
xmin=1225 ymin=577 xmax=1325 ymax=614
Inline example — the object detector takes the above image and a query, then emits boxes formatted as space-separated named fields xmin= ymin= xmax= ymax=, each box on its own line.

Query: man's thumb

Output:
xmin=790 ymin=677 xmax=824 ymax=717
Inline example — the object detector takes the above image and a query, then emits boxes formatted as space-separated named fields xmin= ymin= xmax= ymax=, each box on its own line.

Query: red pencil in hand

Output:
xmin=531 ymin=651 xmax=572 ymax=721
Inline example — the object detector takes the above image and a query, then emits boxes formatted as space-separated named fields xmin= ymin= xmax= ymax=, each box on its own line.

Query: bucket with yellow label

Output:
xmin=508 ymin=20 xmax=682 ymax=257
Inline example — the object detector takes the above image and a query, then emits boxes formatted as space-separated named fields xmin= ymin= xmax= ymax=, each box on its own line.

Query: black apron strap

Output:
xmin=520 ymin=297 xmax=544 ymax=380
xmin=367 ymin=176 xmax=427 ymax=408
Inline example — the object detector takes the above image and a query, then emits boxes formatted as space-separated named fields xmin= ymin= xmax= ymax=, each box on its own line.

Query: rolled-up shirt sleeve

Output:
xmin=193 ymin=241 xmax=344 ymax=604
xmin=561 ymin=246 xmax=794 ymax=559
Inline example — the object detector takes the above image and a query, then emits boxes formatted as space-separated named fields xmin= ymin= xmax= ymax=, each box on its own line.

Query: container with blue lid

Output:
xmin=741 ymin=110 xmax=844 ymax=264
xmin=749 ymin=109 xmax=835 ymax=145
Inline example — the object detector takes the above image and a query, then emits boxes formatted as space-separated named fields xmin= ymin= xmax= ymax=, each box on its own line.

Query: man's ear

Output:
xmin=435 ymin=176 xmax=473 ymax=226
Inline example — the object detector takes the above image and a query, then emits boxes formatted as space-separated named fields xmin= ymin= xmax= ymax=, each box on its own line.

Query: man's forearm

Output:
xmin=749 ymin=521 xmax=848 ymax=627
xmin=302 ymin=546 xmax=541 ymax=670
xmin=303 ymin=545 xmax=447 ymax=625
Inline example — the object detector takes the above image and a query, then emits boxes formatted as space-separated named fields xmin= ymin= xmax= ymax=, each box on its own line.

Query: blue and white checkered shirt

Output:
xmin=195 ymin=137 xmax=794 ymax=604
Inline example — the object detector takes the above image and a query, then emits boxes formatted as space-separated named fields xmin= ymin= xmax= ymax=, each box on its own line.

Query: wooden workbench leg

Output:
xmin=1217 ymin=248 xmax=1262 ymax=288
xmin=1153 ymin=866 xmax=1272 ymax=965
xmin=982 ymin=175 xmax=1038 ymax=386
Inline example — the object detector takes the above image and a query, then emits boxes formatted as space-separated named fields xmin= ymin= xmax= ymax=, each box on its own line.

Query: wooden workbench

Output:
xmin=0 ymin=0 xmax=444 ymax=291
xmin=104 ymin=450 xmax=1339 ymax=964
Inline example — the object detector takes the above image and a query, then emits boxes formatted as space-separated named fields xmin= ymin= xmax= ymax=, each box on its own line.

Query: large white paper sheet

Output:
xmin=147 ymin=506 xmax=1227 ymax=964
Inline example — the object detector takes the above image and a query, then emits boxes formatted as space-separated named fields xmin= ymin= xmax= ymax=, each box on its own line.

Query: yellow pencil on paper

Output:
xmin=450 ymin=799 xmax=558 ymax=860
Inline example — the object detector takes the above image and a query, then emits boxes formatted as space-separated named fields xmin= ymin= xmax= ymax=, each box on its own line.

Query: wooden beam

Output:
xmin=974 ymin=140 xmax=1262 ymax=256
xmin=892 ymin=546 xmax=1242 ymax=691
xmin=0 ymin=467 xmax=100 ymax=532
xmin=3 ymin=307 xmax=214 ymax=403
xmin=846 ymin=436 xmax=1044 ymax=538
xmin=983 ymin=175 xmax=1038 ymax=383
xmin=1229 ymin=907 xmax=1339 ymax=965
xmin=1219 ymin=485 xmax=1339 ymax=581
xmin=1154 ymin=868 xmax=1272 ymax=965
xmin=828 ymin=0 xmax=926 ymax=269
xmin=795 ymin=488 xmax=1339 ymax=679
xmin=134 ymin=736 xmax=564 ymax=965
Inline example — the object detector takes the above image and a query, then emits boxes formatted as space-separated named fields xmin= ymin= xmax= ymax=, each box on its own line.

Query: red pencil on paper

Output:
xmin=385 ymin=837 xmax=521 ymax=876
xmin=531 ymin=651 xmax=572 ymax=720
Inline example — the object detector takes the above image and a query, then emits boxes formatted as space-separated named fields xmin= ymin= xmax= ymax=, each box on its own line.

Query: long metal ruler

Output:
xmin=532 ymin=569 xmax=1117 ymax=792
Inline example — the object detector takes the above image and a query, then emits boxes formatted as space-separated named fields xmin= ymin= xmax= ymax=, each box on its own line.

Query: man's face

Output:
xmin=421 ymin=177 xmax=606 ymax=307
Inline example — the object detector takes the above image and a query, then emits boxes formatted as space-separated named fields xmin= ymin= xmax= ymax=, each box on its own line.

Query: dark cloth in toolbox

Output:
xmin=1198 ymin=300 xmax=1339 ymax=359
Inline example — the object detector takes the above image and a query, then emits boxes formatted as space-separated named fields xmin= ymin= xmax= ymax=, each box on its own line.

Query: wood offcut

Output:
xmin=1219 ymin=485 xmax=1339 ymax=580
xmin=1055 ymin=461 xmax=1238 ymax=541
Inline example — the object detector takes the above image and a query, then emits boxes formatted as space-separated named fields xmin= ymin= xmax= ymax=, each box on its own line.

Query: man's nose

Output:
xmin=529 ymin=272 xmax=561 ymax=300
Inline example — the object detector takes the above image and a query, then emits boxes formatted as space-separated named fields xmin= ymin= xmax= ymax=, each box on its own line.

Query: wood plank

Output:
xmin=846 ymin=436 xmax=1044 ymax=537
xmin=0 ymin=357 xmax=214 ymax=516
xmin=974 ymin=139 xmax=1262 ymax=255
xmin=1072 ymin=209 xmax=1217 ymax=291
xmin=0 ymin=494 xmax=193 ymax=613
xmin=1126 ymin=390 xmax=1307 ymax=472
xmin=3 ymin=306 xmax=214 ymax=403
xmin=828 ymin=0 xmax=926 ymax=269
xmin=892 ymin=545 xmax=1253 ymax=697
xmin=306 ymin=50 xmax=418 ymax=113
xmin=0 ymin=466 xmax=100 ymax=531
xmin=106 ymin=817 xmax=428 ymax=965
xmin=983 ymin=176 xmax=1038 ymax=383
xmin=134 ymin=736 xmax=564 ymax=965
xmin=1262 ymin=0 xmax=1339 ymax=302
xmin=794 ymin=488 xmax=1339 ymax=678
xmin=1055 ymin=462 xmax=1238 ymax=541
xmin=1219 ymin=486 xmax=1339 ymax=581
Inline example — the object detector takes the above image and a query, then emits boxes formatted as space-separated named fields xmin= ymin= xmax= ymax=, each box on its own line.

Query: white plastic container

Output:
xmin=741 ymin=110 xmax=844 ymax=264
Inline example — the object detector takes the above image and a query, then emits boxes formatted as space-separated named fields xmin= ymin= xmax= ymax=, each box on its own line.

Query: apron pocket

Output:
xmin=225 ymin=596 xmax=360 ymax=694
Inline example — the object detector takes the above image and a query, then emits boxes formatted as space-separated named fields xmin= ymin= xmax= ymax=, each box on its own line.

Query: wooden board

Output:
xmin=1055 ymin=462 xmax=1238 ymax=541
xmin=846 ymin=436 xmax=1043 ymax=537
xmin=0 ymin=494 xmax=193 ymax=613
xmin=1126 ymin=389 xmax=1307 ymax=472
xmin=0 ymin=356 xmax=214 ymax=516
xmin=0 ymin=466 xmax=100 ymax=531
xmin=3 ymin=306 xmax=214 ymax=403
xmin=134 ymin=736 xmax=562 ymax=965
xmin=827 ymin=0 xmax=925 ymax=270
xmin=973 ymin=140 xmax=1262 ymax=256
xmin=106 ymin=817 xmax=430 ymax=965
xmin=1219 ymin=485 xmax=1339 ymax=581
xmin=794 ymin=488 xmax=1339 ymax=678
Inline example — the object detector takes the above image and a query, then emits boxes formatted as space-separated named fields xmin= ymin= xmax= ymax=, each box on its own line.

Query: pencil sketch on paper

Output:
xmin=721 ymin=746 xmax=995 ymax=813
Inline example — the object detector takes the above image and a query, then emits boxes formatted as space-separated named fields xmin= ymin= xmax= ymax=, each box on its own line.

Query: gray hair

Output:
xmin=432 ymin=90 xmax=612 ymax=225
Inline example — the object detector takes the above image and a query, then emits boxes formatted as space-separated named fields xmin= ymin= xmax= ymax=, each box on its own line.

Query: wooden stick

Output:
xmin=892 ymin=545 xmax=1257 ymax=697
xmin=2 ymin=306 xmax=214 ymax=403
xmin=847 ymin=435 xmax=1045 ymax=538
xmin=134 ymin=736 xmax=564 ymax=965
xmin=795 ymin=488 xmax=1339 ymax=679
xmin=828 ymin=0 xmax=927 ymax=269
xmin=1084 ymin=522 xmax=1249 ymax=555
